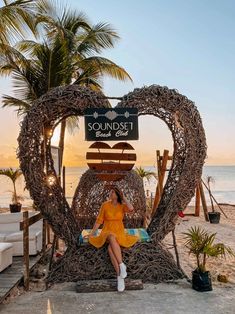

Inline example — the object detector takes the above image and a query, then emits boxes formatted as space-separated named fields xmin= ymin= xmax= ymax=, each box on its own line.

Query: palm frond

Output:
xmin=1 ymin=95 xmax=31 ymax=115
xmin=0 ymin=0 xmax=51 ymax=44
xmin=36 ymin=7 xmax=91 ymax=44
xmin=66 ymin=116 xmax=80 ymax=135
xmin=0 ymin=167 xmax=22 ymax=183
xmin=76 ymin=22 xmax=119 ymax=56
xmin=76 ymin=56 xmax=132 ymax=82
xmin=0 ymin=42 xmax=30 ymax=67
xmin=73 ymin=66 xmax=103 ymax=89
xmin=134 ymin=166 xmax=157 ymax=183
xmin=15 ymin=39 xmax=42 ymax=54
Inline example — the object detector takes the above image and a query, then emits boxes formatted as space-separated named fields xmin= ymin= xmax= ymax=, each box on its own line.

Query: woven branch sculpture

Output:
xmin=18 ymin=84 xmax=207 ymax=283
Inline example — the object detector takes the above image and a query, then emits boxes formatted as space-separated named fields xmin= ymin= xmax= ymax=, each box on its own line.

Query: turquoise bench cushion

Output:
xmin=79 ymin=228 xmax=150 ymax=244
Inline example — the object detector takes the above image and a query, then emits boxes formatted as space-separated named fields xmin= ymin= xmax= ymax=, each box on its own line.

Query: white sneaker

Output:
xmin=117 ymin=276 xmax=125 ymax=292
xmin=119 ymin=262 xmax=127 ymax=279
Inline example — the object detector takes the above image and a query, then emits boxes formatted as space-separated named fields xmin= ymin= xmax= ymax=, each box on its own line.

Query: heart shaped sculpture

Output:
xmin=18 ymin=84 xmax=207 ymax=284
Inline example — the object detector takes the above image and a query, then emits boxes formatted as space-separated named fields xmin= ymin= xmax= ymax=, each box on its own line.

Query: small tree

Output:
xmin=0 ymin=168 xmax=23 ymax=204
xmin=183 ymin=226 xmax=234 ymax=273
xmin=206 ymin=176 xmax=215 ymax=212
xmin=134 ymin=166 xmax=157 ymax=184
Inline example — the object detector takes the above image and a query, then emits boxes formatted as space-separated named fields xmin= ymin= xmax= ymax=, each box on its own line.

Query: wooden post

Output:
xmin=195 ymin=183 xmax=201 ymax=217
xmin=160 ymin=149 xmax=169 ymax=188
xmin=23 ymin=211 xmax=29 ymax=290
xmin=199 ymin=181 xmax=209 ymax=221
xmin=62 ymin=166 xmax=66 ymax=195
xmin=152 ymin=151 xmax=162 ymax=214
xmin=152 ymin=150 xmax=169 ymax=216
xmin=56 ymin=166 xmax=65 ymax=250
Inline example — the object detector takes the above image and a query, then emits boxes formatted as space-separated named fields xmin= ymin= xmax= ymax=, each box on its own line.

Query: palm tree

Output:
xmin=0 ymin=167 xmax=23 ymax=204
xmin=0 ymin=0 xmax=51 ymax=44
xmin=183 ymin=226 xmax=235 ymax=273
xmin=134 ymin=166 xmax=157 ymax=184
xmin=0 ymin=5 xmax=132 ymax=167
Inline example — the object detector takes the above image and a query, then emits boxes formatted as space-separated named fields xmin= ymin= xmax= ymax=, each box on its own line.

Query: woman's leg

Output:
xmin=107 ymin=235 xmax=126 ymax=292
xmin=107 ymin=234 xmax=122 ymax=264
xmin=108 ymin=244 xmax=119 ymax=274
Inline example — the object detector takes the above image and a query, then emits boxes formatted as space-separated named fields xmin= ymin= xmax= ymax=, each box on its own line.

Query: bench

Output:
xmin=79 ymin=228 xmax=150 ymax=244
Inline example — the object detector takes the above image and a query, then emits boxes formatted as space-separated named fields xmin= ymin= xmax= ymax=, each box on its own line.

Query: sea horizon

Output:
xmin=0 ymin=165 xmax=234 ymax=208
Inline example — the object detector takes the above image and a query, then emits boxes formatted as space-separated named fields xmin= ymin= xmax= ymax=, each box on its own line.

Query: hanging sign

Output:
xmin=84 ymin=108 xmax=139 ymax=141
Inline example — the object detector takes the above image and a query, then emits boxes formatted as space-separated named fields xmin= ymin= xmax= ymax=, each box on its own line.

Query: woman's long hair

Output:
xmin=112 ymin=187 xmax=123 ymax=204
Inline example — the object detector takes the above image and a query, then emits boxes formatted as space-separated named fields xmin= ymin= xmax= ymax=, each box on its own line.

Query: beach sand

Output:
xmin=164 ymin=204 xmax=235 ymax=286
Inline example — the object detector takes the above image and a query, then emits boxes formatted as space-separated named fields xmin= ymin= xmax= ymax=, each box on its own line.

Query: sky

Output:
xmin=0 ymin=0 xmax=235 ymax=167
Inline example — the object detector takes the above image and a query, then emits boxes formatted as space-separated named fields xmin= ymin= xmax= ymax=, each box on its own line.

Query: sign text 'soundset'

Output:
xmin=84 ymin=108 xmax=139 ymax=141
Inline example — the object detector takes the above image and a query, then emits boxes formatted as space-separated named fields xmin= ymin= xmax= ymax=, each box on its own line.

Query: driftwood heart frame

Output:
xmin=18 ymin=84 xmax=207 ymax=283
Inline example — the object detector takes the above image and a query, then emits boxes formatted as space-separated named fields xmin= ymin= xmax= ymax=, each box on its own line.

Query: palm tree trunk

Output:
xmin=196 ymin=254 xmax=200 ymax=270
xmin=13 ymin=181 xmax=17 ymax=204
xmin=59 ymin=119 xmax=66 ymax=169
xmin=202 ymin=253 xmax=207 ymax=271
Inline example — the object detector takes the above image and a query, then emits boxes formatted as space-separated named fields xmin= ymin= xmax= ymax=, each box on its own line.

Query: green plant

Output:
xmin=183 ymin=226 xmax=235 ymax=272
xmin=0 ymin=167 xmax=23 ymax=204
xmin=134 ymin=166 xmax=157 ymax=183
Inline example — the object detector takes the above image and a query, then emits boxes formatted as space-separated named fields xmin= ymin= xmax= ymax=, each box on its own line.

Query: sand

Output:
xmin=165 ymin=205 xmax=235 ymax=286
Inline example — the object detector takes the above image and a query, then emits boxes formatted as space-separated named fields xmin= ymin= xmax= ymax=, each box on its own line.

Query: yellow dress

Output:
xmin=89 ymin=200 xmax=138 ymax=248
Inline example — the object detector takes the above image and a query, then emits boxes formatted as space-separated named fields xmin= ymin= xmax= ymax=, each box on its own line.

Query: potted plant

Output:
xmin=0 ymin=168 xmax=24 ymax=213
xmin=183 ymin=226 xmax=234 ymax=292
xmin=206 ymin=176 xmax=220 ymax=223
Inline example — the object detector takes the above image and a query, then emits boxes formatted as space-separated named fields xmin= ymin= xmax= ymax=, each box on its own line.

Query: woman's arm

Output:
xmin=85 ymin=203 xmax=105 ymax=238
xmin=84 ymin=222 xmax=101 ymax=239
xmin=122 ymin=195 xmax=134 ymax=212
xmin=90 ymin=222 xmax=101 ymax=236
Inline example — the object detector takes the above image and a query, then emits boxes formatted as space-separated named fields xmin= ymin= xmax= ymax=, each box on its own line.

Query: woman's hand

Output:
xmin=83 ymin=232 xmax=95 ymax=239
xmin=122 ymin=193 xmax=127 ymax=202
xmin=84 ymin=223 xmax=100 ymax=239
xmin=122 ymin=193 xmax=134 ymax=212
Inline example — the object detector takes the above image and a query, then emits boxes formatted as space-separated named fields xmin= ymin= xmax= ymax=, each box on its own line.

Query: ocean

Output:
xmin=0 ymin=166 xmax=234 ymax=208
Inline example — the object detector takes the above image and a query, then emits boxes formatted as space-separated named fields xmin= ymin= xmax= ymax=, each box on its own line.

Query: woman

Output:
xmin=87 ymin=187 xmax=138 ymax=292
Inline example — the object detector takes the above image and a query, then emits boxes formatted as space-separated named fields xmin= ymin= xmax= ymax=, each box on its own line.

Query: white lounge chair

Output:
xmin=0 ymin=212 xmax=42 ymax=256
xmin=0 ymin=242 xmax=13 ymax=272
